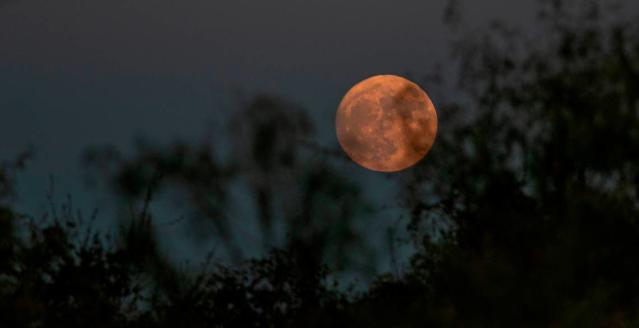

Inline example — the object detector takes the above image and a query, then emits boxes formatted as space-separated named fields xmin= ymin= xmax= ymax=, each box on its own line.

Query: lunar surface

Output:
xmin=335 ymin=75 xmax=438 ymax=172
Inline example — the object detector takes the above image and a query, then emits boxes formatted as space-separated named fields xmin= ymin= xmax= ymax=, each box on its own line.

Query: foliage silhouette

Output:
xmin=2 ymin=0 xmax=639 ymax=326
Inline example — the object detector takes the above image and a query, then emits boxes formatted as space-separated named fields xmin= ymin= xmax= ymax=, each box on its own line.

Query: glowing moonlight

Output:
xmin=336 ymin=75 xmax=438 ymax=172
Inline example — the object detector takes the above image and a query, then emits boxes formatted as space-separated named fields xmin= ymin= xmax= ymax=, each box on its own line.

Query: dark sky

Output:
xmin=1 ymin=0 xmax=535 ymax=75
xmin=0 ymin=0 xmax=539 ymax=176
xmin=0 ymin=0 xmax=542 ymax=273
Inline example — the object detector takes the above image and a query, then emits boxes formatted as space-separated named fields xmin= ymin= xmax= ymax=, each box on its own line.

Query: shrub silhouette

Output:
xmin=2 ymin=0 xmax=639 ymax=326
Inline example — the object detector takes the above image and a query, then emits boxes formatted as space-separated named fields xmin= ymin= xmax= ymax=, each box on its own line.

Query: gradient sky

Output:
xmin=0 ymin=0 xmax=541 ymax=185
xmin=0 ymin=0 xmax=591 ymax=276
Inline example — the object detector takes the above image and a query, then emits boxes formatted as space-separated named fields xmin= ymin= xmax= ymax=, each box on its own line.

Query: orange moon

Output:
xmin=335 ymin=75 xmax=438 ymax=172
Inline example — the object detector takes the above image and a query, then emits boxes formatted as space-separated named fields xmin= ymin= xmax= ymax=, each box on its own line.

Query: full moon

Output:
xmin=336 ymin=75 xmax=438 ymax=172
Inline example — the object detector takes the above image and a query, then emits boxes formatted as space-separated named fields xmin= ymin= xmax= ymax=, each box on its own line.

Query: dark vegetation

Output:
xmin=2 ymin=0 xmax=639 ymax=326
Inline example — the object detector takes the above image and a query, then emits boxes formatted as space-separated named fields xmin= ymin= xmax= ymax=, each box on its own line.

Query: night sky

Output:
xmin=1 ymin=0 xmax=539 ymax=167
xmin=0 ymin=0 xmax=595 ymax=275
